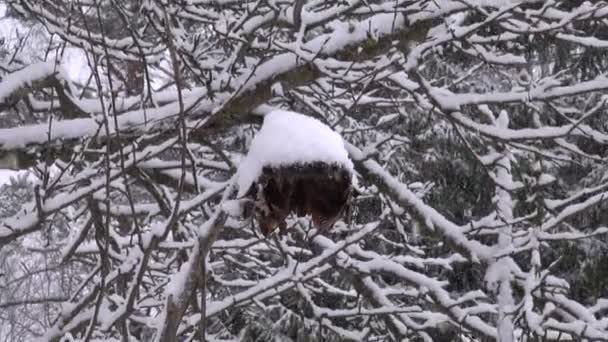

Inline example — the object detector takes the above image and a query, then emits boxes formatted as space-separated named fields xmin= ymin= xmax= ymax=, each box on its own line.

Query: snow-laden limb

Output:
xmin=204 ymin=222 xmax=379 ymax=316
xmin=7 ymin=0 xmax=606 ymax=159
xmin=153 ymin=209 xmax=227 ymax=342
xmin=0 ymin=87 xmax=207 ymax=150
xmin=439 ymin=75 xmax=608 ymax=109
xmin=541 ymin=292 xmax=608 ymax=340
xmin=0 ymin=3 xmax=429 ymax=156
xmin=0 ymin=60 xmax=96 ymax=127
xmin=486 ymin=110 xmax=515 ymax=342
xmin=355 ymin=275 xmax=414 ymax=338
xmin=410 ymin=73 xmax=608 ymax=146
xmin=124 ymin=178 xmax=373 ymax=341
xmin=541 ymin=191 xmax=608 ymax=232
xmin=294 ymin=282 xmax=370 ymax=340
xmin=313 ymin=234 xmax=496 ymax=339
xmin=0 ymin=61 xmax=60 ymax=105
xmin=347 ymin=143 xmax=493 ymax=261
xmin=39 ymin=183 xmax=231 ymax=341
xmin=545 ymin=181 xmax=608 ymax=212
xmin=451 ymin=111 xmax=608 ymax=143
xmin=0 ymin=138 xmax=177 ymax=249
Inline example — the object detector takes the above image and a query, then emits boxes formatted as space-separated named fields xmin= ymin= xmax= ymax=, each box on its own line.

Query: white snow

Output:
xmin=0 ymin=61 xmax=59 ymax=104
xmin=236 ymin=110 xmax=354 ymax=197
xmin=221 ymin=199 xmax=245 ymax=217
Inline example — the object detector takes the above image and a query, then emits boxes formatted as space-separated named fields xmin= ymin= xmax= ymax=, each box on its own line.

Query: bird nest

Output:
xmin=243 ymin=162 xmax=354 ymax=236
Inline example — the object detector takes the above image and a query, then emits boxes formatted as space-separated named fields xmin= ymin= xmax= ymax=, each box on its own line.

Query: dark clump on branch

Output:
xmin=245 ymin=162 xmax=354 ymax=236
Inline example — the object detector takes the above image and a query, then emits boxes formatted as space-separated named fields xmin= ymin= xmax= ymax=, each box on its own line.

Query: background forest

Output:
xmin=1 ymin=0 xmax=608 ymax=341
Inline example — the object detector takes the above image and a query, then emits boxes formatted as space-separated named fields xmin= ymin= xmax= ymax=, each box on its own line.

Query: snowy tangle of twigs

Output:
xmin=0 ymin=1 xmax=607 ymax=341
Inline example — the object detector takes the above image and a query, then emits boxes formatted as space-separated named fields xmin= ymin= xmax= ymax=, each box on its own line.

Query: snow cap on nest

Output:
xmin=237 ymin=110 xmax=354 ymax=197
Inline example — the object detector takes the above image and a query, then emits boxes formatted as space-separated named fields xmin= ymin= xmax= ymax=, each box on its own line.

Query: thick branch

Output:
xmin=0 ymin=13 xmax=435 ymax=168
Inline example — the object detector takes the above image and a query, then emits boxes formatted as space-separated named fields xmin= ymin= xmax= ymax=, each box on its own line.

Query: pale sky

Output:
xmin=0 ymin=4 xmax=22 ymax=184
xmin=0 ymin=4 xmax=89 ymax=185
xmin=0 ymin=170 xmax=18 ymax=186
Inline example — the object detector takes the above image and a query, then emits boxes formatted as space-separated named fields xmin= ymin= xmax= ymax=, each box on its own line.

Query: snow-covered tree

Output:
xmin=1 ymin=1 xmax=608 ymax=341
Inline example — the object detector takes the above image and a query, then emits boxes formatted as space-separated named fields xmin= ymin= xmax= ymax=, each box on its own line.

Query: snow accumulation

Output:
xmin=0 ymin=61 xmax=60 ymax=104
xmin=236 ymin=110 xmax=354 ymax=197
